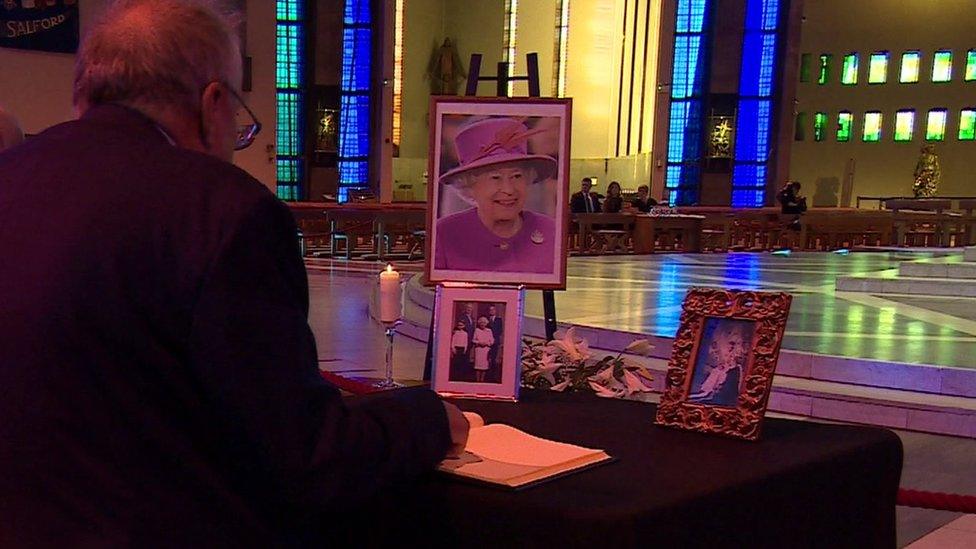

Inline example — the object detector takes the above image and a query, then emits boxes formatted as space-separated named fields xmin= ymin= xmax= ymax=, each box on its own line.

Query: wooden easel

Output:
xmin=423 ymin=52 xmax=559 ymax=381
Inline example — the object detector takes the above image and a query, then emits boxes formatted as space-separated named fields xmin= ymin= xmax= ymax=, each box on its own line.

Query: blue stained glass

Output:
xmin=344 ymin=0 xmax=371 ymax=25
xmin=675 ymin=0 xmax=708 ymax=33
xmin=731 ymin=188 xmax=765 ymax=208
xmin=732 ymin=0 xmax=780 ymax=208
xmin=672 ymin=35 xmax=705 ymax=99
xmin=734 ymin=99 xmax=771 ymax=161
xmin=339 ymin=162 xmax=369 ymax=186
xmin=739 ymin=32 xmax=777 ymax=97
xmin=745 ymin=0 xmax=779 ymax=31
xmin=668 ymin=101 xmax=703 ymax=162
xmin=341 ymin=28 xmax=372 ymax=92
xmin=338 ymin=0 xmax=373 ymax=200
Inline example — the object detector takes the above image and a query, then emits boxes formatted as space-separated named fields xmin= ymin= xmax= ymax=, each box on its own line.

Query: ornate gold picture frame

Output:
xmin=655 ymin=288 xmax=793 ymax=441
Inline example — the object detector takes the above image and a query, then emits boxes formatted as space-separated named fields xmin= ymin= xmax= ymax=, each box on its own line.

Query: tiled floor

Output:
xmin=307 ymin=268 xmax=976 ymax=548
xmin=514 ymin=250 xmax=976 ymax=369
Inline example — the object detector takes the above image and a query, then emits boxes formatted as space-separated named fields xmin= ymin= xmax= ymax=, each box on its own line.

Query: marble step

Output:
xmin=899 ymin=262 xmax=976 ymax=279
xmin=836 ymin=275 xmax=976 ymax=296
xmin=967 ymin=247 xmax=976 ymax=262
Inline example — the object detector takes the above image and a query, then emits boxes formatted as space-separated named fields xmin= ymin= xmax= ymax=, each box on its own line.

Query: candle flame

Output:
xmin=386 ymin=264 xmax=393 ymax=273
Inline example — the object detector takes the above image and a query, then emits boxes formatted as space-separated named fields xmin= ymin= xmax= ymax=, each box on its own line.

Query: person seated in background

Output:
xmin=603 ymin=181 xmax=624 ymax=213
xmin=570 ymin=177 xmax=602 ymax=213
xmin=778 ymin=180 xmax=807 ymax=215
xmin=777 ymin=180 xmax=807 ymax=232
xmin=632 ymin=184 xmax=657 ymax=213
xmin=0 ymin=1 xmax=467 ymax=546
xmin=0 ymin=105 xmax=24 ymax=152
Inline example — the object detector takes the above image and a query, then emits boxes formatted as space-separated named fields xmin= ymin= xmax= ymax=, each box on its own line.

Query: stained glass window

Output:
xmin=932 ymin=50 xmax=953 ymax=82
xmin=868 ymin=52 xmax=888 ymax=84
xmin=926 ymin=109 xmax=947 ymax=141
xmin=966 ymin=50 xmax=976 ymax=82
xmin=275 ymin=0 xmax=306 ymax=201
xmin=841 ymin=53 xmax=858 ymax=85
xmin=813 ymin=112 xmax=827 ymax=142
xmin=900 ymin=51 xmax=920 ymax=83
xmin=666 ymin=0 xmax=710 ymax=206
xmin=392 ymin=0 xmax=404 ymax=149
xmin=894 ymin=110 xmax=915 ymax=142
xmin=837 ymin=111 xmax=853 ymax=142
xmin=960 ymin=109 xmax=976 ymax=141
xmin=731 ymin=0 xmax=781 ymax=207
xmin=338 ymin=0 xmax=372 ymax=200
xmin=818 ymin=54 xmax=831 ymax=85
xmin=862 ymin=111 xmax=882 ymax=142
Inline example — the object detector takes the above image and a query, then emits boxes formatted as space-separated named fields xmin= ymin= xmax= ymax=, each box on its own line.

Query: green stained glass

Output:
xmin=966 ymin=50 xmax=976 ymax=81
xmin=814 ymin=112 xmax=827 ymax=141
xmin=841 ymin=53 xmax=858 ymax=85
xmin=900 ymin=51 xmax=920 ymax=83
xmin=894 ymin=110 xmax=915 ymax=142
xmin=960 ymin=109 xmax=976 ymax=141
xmin=276 ymin=24 xmax=303 ymax=89
xmin=818 ymin=54 xmax=831 ymax=85
xmin=276 ymin=185 xmax=299 ymax=200
xmin=926 ymin=109 xmax=947 ymax=141
xmin=837 ymin=112 xmax=853 ymax=142
xmin=276 ymin=91 xmax=301 ymax=155
xmin=862 ymin=111 xmax=882 ymax=142
xmin=932 ymin=51 xmax=952 ymax=82
xmin=276 ymin=0 xmax=303 ymax=21
xmin=868 ymin=52 xmax=888 ymax=84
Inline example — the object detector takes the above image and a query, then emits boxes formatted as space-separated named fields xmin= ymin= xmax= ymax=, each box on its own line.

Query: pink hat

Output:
xmin=439 ymin=117 xmax=557 ymax=185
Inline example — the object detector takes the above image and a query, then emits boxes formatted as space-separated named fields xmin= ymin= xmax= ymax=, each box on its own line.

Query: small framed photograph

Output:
xmin=432 ymin=284 xmax=525 ymax=401
xmin=426 ymin=96 xmax=571 ymax=289
xmin=655 ymin=288 xmax=793 ymax=441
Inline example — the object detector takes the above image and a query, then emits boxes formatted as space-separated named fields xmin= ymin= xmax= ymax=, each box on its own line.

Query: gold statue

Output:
xmin=912 ymin=144 xmax=941 ymax=198
xmin=425 ymin=38 xmax=466 ymax=95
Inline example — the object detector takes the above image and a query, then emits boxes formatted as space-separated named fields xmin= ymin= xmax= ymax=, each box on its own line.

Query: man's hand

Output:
xmin=442 ymin=401 xmax=469 ymax=457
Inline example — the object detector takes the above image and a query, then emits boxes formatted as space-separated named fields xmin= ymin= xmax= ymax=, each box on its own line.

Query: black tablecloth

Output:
xmin=337 ymin=390 xmax=903 ymax=548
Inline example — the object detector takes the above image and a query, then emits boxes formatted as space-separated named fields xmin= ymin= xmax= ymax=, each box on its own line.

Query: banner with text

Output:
xmin=0 ymin=0 xmax=79 ymax=54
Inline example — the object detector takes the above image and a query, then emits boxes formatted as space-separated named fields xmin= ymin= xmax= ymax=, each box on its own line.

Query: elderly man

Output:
xmin=0 ymin=106 xmax=24 ymax=151
xmin=0 ymin=1 xmax=466 ymax=546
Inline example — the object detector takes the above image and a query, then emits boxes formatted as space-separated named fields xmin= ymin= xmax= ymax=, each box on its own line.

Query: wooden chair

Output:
xmin=959 ymin=199 xmax=976 ymax=246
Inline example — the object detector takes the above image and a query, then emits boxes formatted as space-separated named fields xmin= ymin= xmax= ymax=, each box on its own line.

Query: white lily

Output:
xmin=624 ymin=338 xmax=655 ymax=356
xmin=588 ymin=380 xmax=620 ymax=398
xmin=550 ymin=379 xmax=571 ymax=392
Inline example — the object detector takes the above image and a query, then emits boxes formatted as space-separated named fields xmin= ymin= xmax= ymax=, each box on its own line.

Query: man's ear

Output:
xmin=199 ymin=81 xmax=224 ymax=131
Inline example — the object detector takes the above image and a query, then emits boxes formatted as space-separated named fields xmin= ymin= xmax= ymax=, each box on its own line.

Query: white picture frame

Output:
xmin=431 ymin=284 xmax=525 ymax=401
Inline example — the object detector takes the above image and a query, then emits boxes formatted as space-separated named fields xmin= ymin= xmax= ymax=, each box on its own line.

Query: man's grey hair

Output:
xmin=73 ymin=0 xmax=242 ymax=117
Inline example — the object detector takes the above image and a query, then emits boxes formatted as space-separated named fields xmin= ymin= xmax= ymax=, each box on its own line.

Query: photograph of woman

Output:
xmin=471 ymin=317 xmax=495 ymax=383
xmin=446 ymin=301 xmax=506 ymax=384
xmin=688 ymin=319 xmax=755 ymax=407
xmin=427 ymin=99 xmax=570 ymax=288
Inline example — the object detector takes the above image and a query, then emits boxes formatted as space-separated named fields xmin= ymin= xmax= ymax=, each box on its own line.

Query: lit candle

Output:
xmin=378 ymin=264 xmax=402 ymax=322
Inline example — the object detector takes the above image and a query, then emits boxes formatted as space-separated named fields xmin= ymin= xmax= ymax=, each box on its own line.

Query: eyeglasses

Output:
xmin=225 ymin=85 xmax=262 ymax=151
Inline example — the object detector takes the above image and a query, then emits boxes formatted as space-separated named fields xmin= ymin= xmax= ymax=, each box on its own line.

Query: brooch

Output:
xmin=531 ymin=230 xmax=545 ymax=244
xmin=499 ymin=241 xmax=510 ymax=250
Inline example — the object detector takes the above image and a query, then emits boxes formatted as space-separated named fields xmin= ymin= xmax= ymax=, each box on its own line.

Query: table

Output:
xmin=632 ymin=214 xmax=705 ymax=254
xmin=332 ymin=390 xmax=902 ymax=548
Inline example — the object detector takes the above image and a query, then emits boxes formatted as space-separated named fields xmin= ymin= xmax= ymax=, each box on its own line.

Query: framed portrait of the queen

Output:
xmin=425 ymin=97 xmax=571 ymax=289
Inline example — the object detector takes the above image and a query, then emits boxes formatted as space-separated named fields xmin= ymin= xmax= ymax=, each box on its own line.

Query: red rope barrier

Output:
xmin=898 ymin=489 xmax=976 ymax=514
xmin=321 ymin=371 xmax=976 ymax=513
xmin=320 ymin=370 xmax=380 ymax=395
